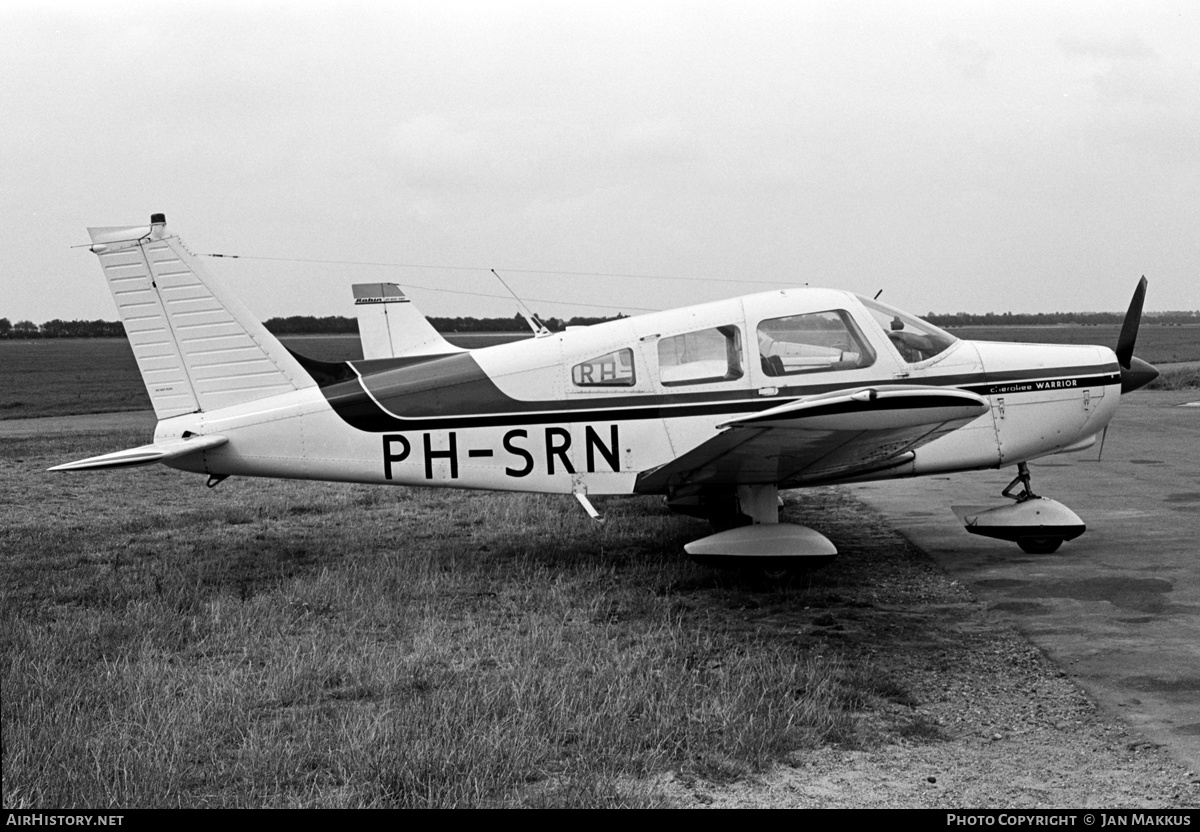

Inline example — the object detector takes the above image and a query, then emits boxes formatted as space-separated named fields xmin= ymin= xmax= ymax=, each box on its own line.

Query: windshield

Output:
xmin=860 ymin=297 xmax=957 ymax=364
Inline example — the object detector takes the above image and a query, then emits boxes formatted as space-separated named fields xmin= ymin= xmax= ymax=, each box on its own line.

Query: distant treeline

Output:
xmin=2 ymin=309 xmax=1197 ymax=339
xmin=927 ymin=310 xmax=1200 ymax=327
xmin=0 ymin=318 xmax=127 ymax=339
xmin=261 ymin=313 xmax=626 ymax=335
xmin=0 ymin=313 xmax=626 ymax=339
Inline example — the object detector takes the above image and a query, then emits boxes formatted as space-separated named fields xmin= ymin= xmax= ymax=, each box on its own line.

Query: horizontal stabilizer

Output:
xmin=49 ymin=434 xmax=228 ymax=472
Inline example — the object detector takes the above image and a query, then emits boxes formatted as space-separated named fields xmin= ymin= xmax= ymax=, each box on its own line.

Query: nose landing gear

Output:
xmin=952 ymin=463 xmax=1086 ymax=554
xmin=1001 ymin=461 xmax=1038 ymax=502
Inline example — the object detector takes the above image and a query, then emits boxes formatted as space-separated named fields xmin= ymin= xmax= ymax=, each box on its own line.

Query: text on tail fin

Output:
xmin=352 ymin=282 xmax=465 ymax=360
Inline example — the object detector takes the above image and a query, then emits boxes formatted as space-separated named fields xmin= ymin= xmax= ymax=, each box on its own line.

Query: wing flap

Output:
xmin=49 ymin=434 xmax=228 ymax=472
xmin=636 ymin=386 xmax=988 ymax=492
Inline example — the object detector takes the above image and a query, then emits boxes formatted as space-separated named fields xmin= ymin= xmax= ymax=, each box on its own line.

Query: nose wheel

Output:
xmin=999 ymin=464 xmax=1065 ymax=552
xmin=1015 ymin=536 xmax=1063 ymax=554
xmin=952 ymin=463 xmax=1086 ymax=554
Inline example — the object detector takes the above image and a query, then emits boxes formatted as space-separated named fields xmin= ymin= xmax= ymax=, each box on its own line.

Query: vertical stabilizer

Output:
xmin=352 ymin=282 xmax=464 ymax=359
xmin=87 ymin=215 xmax=316 ymax=419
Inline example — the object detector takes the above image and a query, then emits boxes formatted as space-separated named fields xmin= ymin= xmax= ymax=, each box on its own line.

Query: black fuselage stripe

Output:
xmin=328 ymin=368 xmax=1120 ymax=432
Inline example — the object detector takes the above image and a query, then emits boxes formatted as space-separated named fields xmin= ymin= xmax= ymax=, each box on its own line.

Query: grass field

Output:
xmin=2 ymin=418 xmax=939 ymax=807
xmin=5 ymin=330 xmax=1196 ymax=807
xmin=2 ymin=326 xmax=1197 ymax=422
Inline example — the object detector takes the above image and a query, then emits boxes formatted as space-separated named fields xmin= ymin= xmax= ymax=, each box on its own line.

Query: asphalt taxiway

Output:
xmin=855 ymin=390 xmax=1200 ymax=771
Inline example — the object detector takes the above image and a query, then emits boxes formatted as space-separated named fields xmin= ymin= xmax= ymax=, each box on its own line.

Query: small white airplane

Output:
xmin=53 ymin=214 xmax=1159 ymax=569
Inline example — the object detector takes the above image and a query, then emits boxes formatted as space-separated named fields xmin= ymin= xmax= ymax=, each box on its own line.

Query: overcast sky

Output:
xmin=3 ymin=1 xmax=1197 ymax=325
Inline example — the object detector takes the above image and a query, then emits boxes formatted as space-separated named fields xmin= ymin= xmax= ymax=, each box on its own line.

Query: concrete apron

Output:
xmin=853 ymin=391 xmax=1200 ymax=771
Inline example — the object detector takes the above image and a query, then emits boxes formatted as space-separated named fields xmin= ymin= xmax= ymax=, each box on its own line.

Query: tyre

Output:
xmin=1017 ymin=536 xmax=1062 ymax=554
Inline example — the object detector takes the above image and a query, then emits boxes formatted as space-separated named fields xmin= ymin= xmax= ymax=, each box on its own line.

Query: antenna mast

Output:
xmin=491 ymin=269 xmax=551 ymax=337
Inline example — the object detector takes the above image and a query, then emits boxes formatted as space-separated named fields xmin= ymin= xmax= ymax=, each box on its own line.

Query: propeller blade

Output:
xmin=1115 ymin=276 xmax=1147 ymax=370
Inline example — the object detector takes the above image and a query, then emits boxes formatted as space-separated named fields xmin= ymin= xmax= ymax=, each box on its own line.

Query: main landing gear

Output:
xmin=952 ymin=462 xmax=1086 ymax=554
xmin=673 ymin=484 xmax=838 ymax=572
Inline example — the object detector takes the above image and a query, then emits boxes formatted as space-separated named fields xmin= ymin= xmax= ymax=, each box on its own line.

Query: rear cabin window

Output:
xmin=658 ymin=325 xmax=744 ymax=386
xmin=572 ymin=348 xmax=636 ymax=387
xmin=756 ymin=311 xmax=875 ymax=376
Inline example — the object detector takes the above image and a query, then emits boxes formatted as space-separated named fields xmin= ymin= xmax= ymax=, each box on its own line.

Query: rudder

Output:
xmin=88 ymin=214 xmax=315 ymax=419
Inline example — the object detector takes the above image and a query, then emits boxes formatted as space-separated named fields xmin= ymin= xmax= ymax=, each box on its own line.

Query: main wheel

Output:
xmin=1017 ymin=536 xmax=1063 ymax=554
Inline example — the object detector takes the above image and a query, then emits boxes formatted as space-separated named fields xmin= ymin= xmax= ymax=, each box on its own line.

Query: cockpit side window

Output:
xmin=860 ymin=298 xmax=957 ymax=365
xmin=572 ymin=348 xmax=636 ymax=387
xmin=756 ymin=311 xmax=875 ymax=377
xmin=658 ymin=325 xmax=744 ymax=386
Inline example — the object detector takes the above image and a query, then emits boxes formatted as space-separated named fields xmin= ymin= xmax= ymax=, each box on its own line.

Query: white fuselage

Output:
xmin=158 ymin=289 xmax=1123 ymax=497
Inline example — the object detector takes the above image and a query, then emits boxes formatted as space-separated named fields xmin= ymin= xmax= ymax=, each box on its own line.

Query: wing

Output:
xmin=634 ymin=385 xmax=989 ymax=492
